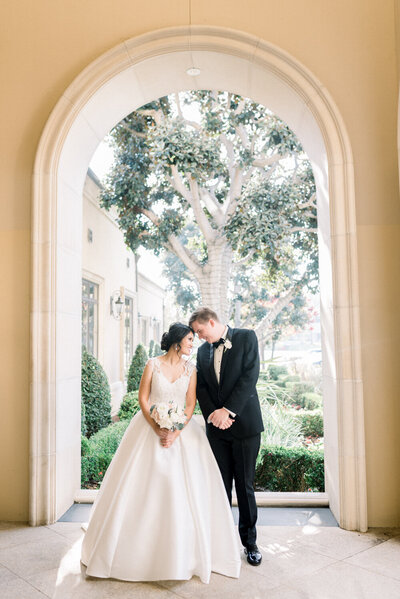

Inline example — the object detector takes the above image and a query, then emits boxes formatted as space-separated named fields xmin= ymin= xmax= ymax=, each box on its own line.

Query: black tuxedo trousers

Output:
xmin=208 ymin=430 xmax=260 ymax=547
xmin=196 ymin=328 xmax=264 ymax=547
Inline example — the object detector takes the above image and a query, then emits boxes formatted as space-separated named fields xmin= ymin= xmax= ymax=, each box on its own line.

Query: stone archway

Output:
xmin=31 ymin=26 xmax=367 ymax=530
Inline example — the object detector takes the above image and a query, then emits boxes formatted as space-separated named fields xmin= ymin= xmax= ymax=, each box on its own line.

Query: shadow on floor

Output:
xmin=59 ymin=503 xmax=338 ymax=527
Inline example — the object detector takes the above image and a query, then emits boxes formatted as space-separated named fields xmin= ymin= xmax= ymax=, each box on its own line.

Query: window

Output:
xmin=124 ymin=296 xmax=134 ymax=373
xmin=82 ymin=279 xmax=99 ymax=357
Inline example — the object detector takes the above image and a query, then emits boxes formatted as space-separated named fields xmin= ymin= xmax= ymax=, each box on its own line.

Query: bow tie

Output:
xmin=213 ymin=338 xmax=225 ymax=348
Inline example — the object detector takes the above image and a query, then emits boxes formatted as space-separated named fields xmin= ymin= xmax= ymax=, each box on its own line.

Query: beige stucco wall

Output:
xmin=1 ymin=0 xmax=400 ymax=525
xmin=137 ymin=273 xmax=165 ymax=346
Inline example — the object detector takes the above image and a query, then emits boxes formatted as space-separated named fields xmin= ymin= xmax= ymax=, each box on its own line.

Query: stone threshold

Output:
xmin=75 ymin=489 xmax=328 ymax=507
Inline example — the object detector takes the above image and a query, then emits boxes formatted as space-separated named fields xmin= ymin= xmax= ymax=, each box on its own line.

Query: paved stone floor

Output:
xmin=1 ymin=520 xmax=400 ymax=598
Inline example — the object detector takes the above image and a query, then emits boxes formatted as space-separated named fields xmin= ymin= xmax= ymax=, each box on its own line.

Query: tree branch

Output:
xmin=233 ymin=249 xmax=256 ymax=266
xmin=167 ymin=233 xmax=203 ymax=276
xmin=136 ymin=108 xmax=163 ymax=126
xmin=188 ymin=175 xmax=217 ymax=241
xmin=252 ymin=153 xmax=288 ymax=168
xmin=290 ymin=227 xmax=318 ymax=233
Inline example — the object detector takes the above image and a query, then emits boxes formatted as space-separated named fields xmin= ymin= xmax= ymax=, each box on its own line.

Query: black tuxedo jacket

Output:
xmin=196 ymin=327 xmax=264 ymax=440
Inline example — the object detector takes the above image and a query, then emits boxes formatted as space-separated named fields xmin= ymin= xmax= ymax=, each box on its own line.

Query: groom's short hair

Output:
xmin=189 ymin=307 xmax=220 ymax=326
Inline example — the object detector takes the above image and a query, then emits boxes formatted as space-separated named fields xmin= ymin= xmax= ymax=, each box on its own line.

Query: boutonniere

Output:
xmin=223 ymin=339 xmax=232 ymax=350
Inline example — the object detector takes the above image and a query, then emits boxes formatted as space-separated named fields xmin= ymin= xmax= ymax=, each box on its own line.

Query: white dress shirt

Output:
xmin=211 ymin=325 xmax=236 ymax=419
xmin=213 ymin=325 xmax=228 ymax=383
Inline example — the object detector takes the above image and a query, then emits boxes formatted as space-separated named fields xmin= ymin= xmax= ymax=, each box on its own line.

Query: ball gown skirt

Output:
xmin=80 ymin=410 xmax=241 ymax=583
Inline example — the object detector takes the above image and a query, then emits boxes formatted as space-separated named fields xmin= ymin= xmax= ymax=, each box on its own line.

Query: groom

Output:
xmin=189 ymin=307 xmax=264 ymax=566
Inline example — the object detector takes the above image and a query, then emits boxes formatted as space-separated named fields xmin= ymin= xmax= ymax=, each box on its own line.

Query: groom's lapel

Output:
xmin=208 ymin=343 xmax=219 ymax=388
xmin=219 ymin=327 xmax=234 ymax=384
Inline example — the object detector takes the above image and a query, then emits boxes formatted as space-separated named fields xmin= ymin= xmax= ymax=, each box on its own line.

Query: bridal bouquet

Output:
xmin=150 ymin=402 xmax=187 ymax=431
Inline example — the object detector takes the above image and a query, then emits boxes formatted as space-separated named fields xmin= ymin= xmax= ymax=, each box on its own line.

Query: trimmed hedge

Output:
xmin=291 ymin=409 xmax=324 ymax=437
xmin=81 ymin=420 xmax=130 ymax=487
xmin=118 ymin=391 xmax=140 ymax=421
xmin=153 ymin=343 xmax=163 ymax=357
xmin=81 ymin=402 xmax=87 ymax=437
xmin=149 ymin=339 xmax=155 ymax=358
xmin=302 ymin=392 xmax=323 ymax=411
xmin=267 ymin=364 xmax=289 ymax=380
xmin=127 ymin=344 xmax=148 ymax=392
xmin=81 ymin=348 xmax=112 ymax=438
xmin=255 ymin=445 xmax=324 ymax=492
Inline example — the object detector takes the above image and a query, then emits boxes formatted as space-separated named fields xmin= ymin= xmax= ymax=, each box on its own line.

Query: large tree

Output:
xmin=101 ymin=91 xmax=318 ymax=335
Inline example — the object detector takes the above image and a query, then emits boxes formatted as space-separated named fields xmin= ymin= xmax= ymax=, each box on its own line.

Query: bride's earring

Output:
xmin=175 ymin=344 xmax=179 ymax=351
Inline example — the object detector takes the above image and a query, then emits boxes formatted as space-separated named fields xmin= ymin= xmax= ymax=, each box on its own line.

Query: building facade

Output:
xmin=82 ymin=170 xmax=164 ymax=414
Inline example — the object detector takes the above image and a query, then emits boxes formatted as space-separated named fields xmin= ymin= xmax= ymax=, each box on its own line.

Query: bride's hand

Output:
xmin=153 ymin=426 xmax=169 ymax=440
xmin=160 ymin=430 xmax=179 ymax=448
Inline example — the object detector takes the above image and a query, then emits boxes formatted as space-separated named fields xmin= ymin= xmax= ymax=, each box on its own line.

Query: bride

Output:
xmin=81 ymin=322 xmax=241 ymax=584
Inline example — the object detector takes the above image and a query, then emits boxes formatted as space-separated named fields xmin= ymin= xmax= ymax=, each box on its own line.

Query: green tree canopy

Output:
xmin=101 ymin=91 xmax=318 ymax=338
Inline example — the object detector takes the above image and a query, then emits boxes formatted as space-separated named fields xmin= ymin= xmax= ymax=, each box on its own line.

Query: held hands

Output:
xmin=156 ymin=427 xmax=180 ymax=448
xmin=209 ymin=408 xmax=234 ymax=430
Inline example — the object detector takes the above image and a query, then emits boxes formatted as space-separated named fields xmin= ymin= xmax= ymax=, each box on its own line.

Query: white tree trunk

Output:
xmin=196 ymin=241 xmax=233 ymax=322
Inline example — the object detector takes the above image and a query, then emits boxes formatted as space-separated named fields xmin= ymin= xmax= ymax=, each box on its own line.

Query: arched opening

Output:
xmin=31 ymin=26 xmax=366 ymax=530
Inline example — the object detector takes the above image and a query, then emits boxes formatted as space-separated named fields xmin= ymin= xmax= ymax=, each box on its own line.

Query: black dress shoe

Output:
xmin=244 ymin=544 xmax=262 ymax=566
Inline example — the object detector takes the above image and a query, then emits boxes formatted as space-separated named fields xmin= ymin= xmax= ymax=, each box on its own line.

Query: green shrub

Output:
xmin=118 ymin=390 xmax=140 ymax=421
xmin=255 ymin=445 xmax=324 ymax=492
xmin=81 ymin=420 xmax=130 ymax=487
xmin=267 ymin=364 xmax=288 ymax=380
xmin=282 ymin=374 xmax=302 ymax=385
xmin=275 ymin=374 xmax=301 ymax=388
xmin=291 ymin=409 xmax=324 ymax=437
xmin=149 ymin=339 xmax=155 ymax=358
xmin=127 ymin=344 xmax=148 ymax=392
xmin=287 ymin=382 xmax=316 ymax=408
xmin=193 ymin=401 xmax=203 ymax=415
xmin=302 ymin=392 xmax=323 ymax=411
xmin=259 ymin=398 xmax=303 ymax=448
xmin=257 ymin=379 xmax=291 ymax=405
xmin=153 ymin=343 xmax=163 ymax=357
xmin=81 ymin=434 xmax=90 ymax=456
xmin=81 ymin=348 xmax=112 ymax=438
xmin=81 ymin=402 xmax=87 ymax=436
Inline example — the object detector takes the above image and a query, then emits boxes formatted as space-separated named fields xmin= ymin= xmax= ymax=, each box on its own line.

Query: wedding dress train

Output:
xmin=81 ymin=357 xmax=241 ymax=583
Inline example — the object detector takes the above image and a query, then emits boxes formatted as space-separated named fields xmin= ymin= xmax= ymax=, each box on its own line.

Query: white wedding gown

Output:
xmin=81 ymin=357 xmax=241 ymax=584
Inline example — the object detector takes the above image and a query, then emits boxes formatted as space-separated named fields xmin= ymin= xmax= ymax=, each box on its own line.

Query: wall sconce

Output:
xmin=110 ymin=291 xmax=124 ymax=320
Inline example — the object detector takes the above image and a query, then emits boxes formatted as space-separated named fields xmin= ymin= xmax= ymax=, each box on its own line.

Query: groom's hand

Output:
xmin=209 ymin=408 xmax=234 ymax=429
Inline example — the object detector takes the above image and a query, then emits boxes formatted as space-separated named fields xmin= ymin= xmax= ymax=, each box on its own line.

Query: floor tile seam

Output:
xmin=0 ymin=560 xmax=28 ymax=583
xmin=19 ymin=575 xmax=52 ymax=598
xmin=339 ymin=558 xmax=400 ymax=584
xmin=0 ymin=530 xmax=73 ymax=551
xmin=44 ymin=525 xmax=79 ymax=542
xmin=153 ymin=581 xmax=196 ymax=597
xmin=275 ymin=558 xmax=344 ymax=590
xmin=0 ymin=565 xmax=50 ymax=598
xmin=294 ymin=538 xmax=386 ymax=560
xmin=231 ymin=563 xmax=284 ymax=585
xmin=0 ymin=534 xmax=73 ymax=553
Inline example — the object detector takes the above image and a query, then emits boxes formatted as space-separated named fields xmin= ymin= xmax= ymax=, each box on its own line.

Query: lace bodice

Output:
xmin=149 ymin=357 xmax=196 ymax=408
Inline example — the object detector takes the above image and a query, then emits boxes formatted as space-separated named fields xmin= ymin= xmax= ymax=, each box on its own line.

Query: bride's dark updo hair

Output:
xmin=160 ymin=322 xmax=194 ymax=352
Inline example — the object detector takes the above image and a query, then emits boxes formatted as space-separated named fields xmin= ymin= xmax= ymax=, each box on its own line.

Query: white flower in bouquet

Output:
xmin=150 ymin=402 xmax=187 ymax=431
